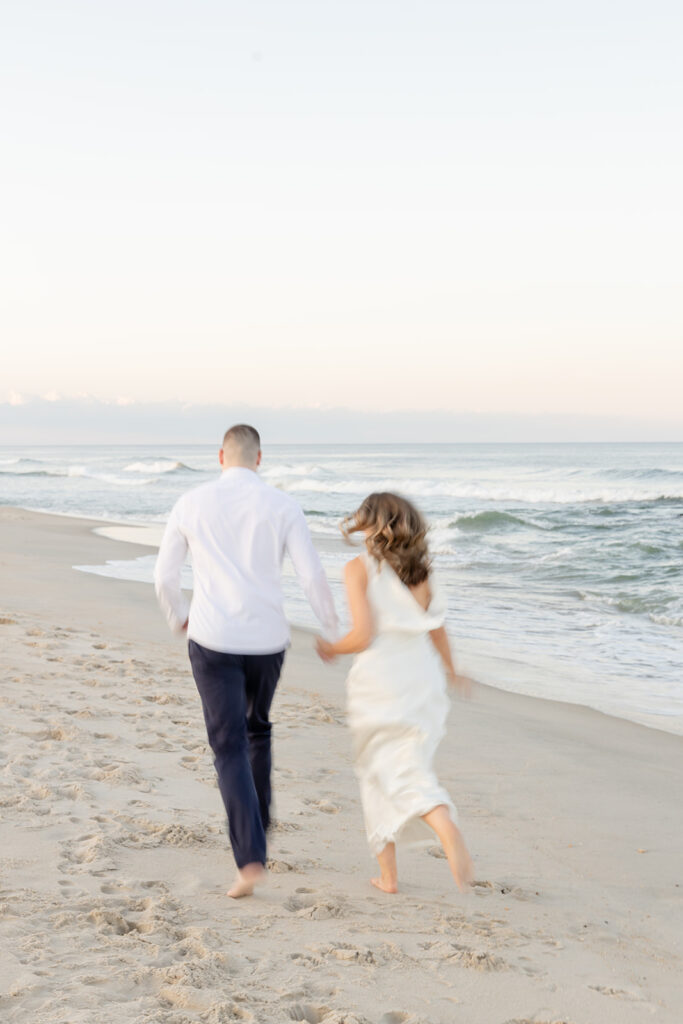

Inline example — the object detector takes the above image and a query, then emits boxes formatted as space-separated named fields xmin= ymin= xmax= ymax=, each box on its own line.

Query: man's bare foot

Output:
xmin=370 ymin=876 xmax=398 ymax=894
xmin=228 ymin=863 xmax=267 ymax=899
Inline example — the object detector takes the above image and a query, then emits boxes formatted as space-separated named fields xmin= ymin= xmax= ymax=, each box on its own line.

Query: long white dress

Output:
xmin=346 ymin=552 xmax=457 ymax=855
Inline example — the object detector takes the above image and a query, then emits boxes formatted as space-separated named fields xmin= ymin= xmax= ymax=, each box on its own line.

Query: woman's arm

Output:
xmin=429 ymin=625 xmax=472 ymax=698
xmin=316 ymin=557 xmax=373 ymax=660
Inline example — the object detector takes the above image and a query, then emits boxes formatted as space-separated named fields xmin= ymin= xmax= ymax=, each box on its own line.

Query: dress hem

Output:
xmin=366 ymin=798 xmax=458 ymax=856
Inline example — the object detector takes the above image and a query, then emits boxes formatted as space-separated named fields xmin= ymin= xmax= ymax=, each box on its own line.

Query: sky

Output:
xmin=1 ymin=1 xmax=682 ymax=440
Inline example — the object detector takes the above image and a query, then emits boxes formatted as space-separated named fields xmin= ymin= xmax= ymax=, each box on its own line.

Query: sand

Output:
xmin=0 ymin=506 xmax=681 ymax=1024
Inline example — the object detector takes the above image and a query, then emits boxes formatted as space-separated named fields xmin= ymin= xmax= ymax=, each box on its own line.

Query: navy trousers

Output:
xmin=188 ymin=640 xmax=285 ymax=869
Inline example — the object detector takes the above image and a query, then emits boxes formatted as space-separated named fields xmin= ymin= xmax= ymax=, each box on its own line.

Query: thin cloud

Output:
xmin=1 ymin=396 xmax=682 ymax=445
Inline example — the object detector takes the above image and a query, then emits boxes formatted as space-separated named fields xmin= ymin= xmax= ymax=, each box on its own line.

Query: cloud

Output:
xmin=1 ymin=396 xmax=682 ymax=445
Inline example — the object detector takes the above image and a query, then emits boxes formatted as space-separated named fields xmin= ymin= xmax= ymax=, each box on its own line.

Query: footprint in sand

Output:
xmin=424 ymin=940 xmax=508 ymax=972
xmin=327 ymin=943 xmax=375 ymax=964
xmin=504 ymin=1019 xmax=575 ymax=1024
xmin=284 ymin=890 xmax=347 ymax=920
xmin=180 ymin=755 xmax=201 ymax=770
xmin=306 ymin=704 xmax=343 ymax=724
xmin=305 ymin=799 xmax=341 ymax=815
xmin=471 ymin=879 xmax=539 ymax=900
xmin=271 ymin=820 xmax=303 ymax=834
xmin=325 ymin=1016 xmax=370 ymax=1024
xmin=266 ymin=858 xmax=299 ymax=873
xmin=287 ymin=1007 xmax=370 ymax=1024
xmin=286 ymin=1006 xmax=331 ymax=1024
xmin=449 ymin=947 xmax=508 ymax=971
xmin=589 ymin=984 xmax=643 ymax=1001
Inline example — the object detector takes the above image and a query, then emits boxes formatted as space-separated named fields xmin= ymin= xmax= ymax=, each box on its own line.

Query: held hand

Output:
xmin=446 ymin=669 xmax=473 ymax=699
xmin=315 ymin=637 xmax=337 ymax=663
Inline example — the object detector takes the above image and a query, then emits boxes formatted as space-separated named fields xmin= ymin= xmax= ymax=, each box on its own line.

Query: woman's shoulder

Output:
xmin=344 ymin=553 xmax=368 ymax=580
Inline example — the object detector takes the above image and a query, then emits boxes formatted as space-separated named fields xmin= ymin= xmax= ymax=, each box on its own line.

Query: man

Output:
xmin=154 ymin=424 xmax=339 ymax=897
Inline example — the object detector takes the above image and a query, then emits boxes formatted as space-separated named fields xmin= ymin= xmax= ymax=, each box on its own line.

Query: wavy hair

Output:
xmin=342 ymin=492 xmax=431 ymax=586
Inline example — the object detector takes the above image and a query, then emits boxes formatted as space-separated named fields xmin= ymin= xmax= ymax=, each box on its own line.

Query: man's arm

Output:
xmin=154 ymin=506 xmax=191 ymax=633
xmin=285 ymin=507 xmax=339 ymax=639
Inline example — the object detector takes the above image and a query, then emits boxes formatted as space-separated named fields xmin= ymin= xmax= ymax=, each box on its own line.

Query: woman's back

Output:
xmin=362 ymin=551 xmax=446 ymax=639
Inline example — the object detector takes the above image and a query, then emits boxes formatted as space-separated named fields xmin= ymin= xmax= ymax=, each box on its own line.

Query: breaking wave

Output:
xmin=123 ymin=460 xmax=196 ymax=474
xmin=451 ymin=510 xmax=529 ymax=531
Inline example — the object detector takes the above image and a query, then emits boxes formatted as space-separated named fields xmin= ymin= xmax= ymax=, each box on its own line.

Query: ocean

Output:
xmin=2 ymin=442 xmax=682 ymax=733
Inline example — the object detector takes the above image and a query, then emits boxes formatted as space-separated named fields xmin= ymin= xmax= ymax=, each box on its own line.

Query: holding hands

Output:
xmin=315 ymin=637 xmax=337 ymax=663
xmin=444 ymin=668 xmax=473 ymax=700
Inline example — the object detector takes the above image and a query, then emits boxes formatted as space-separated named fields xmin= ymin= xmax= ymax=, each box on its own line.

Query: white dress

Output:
xmin=346 ymin=553 xmax=457 ymax=855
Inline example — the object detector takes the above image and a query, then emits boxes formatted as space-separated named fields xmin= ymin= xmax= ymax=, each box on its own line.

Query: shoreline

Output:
xmin=4 ymin=503 xmax=682 ymax=737
xmin=1 ymin=504 xmax=682 ymax=1021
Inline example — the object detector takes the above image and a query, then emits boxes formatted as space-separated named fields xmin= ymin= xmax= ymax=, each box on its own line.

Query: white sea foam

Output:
xmin=271 ymin=475 xmax=683 ymax=505
xmin=649 ymin=612 xmax=683 ymax=627
xmin=261 ymin=462 xmax=324 ymax=479
xmin=123 ymin=460 xmax=189 ymax=474
xmin=65 ymin=466 xmax=154 ymax=486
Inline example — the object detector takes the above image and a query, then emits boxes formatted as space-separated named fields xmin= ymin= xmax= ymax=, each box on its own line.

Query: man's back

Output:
xmin=154 ymin=466 xmax=337 ymax=654
xmin=154 ymin=424 xmax=338 ymax=896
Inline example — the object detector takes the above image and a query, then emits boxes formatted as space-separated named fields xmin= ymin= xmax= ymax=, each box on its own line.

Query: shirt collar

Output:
xmin=219 ymin=466 xmax=261 ymax=483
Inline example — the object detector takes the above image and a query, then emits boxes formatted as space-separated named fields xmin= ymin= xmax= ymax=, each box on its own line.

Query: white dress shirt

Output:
xmin=154 ymin=466 xmax=339 ymax=654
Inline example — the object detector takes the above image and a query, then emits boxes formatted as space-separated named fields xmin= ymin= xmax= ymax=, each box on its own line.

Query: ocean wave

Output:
xmin=649 ymin=612 xmax=683 ymax=627
xmin=451 ymin=510 xmax=529 ymax=532
xmin=4 ymin=460 xmax=683 ymax=506
xmin=536 ymin=545 xmax=576 ymax=563
xmin=272 ymin=475 xmax=683 ymax=505
xmin=306 ymin=516 xmax=344 ymax=537
xmin=0 ymin=468 xmax=57 ymax=477
xmin=64 ymin=466 xmax=155 ymax=486
xmin=633 ymin=541 xmax=664 ymax=555
xmin=602 ymin=466 xmax=683 ymax=480
xmin=123 ymin=460 xmax=197 ymax=474
xmin=262 ymin=462 xmax=327 ymax=479
xmin=1 ymin=464 xmax=159 ymax=486
xmin=577 ymin=589 xmax=681 ymax=626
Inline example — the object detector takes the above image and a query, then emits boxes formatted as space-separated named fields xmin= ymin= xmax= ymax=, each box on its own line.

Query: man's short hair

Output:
xmin=222 ymin=424 xmax=261 ymax=461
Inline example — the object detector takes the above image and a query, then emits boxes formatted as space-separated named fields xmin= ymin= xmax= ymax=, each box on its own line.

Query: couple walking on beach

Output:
xmin=155 ymin=425 xmax=473 ymax=898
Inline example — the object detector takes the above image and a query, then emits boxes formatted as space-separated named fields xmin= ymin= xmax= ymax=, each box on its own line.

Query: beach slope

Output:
xmin=1 ymin=507 xmax=681 ymax=1023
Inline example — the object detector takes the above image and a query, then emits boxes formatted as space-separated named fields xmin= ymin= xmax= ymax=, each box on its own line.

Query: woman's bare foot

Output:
xmin=372 ymin=842 xmax=398 ymax=893
xmin=228 ymin=862 xmax=267 ymax=898
xmin=370 ymin=876 xmax=398 ymax=894
xmin=445 ymin=827 xmax=474 ymax=893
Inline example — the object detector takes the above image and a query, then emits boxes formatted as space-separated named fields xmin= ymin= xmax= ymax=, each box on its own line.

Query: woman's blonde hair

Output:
xmin=342 ymin=492 xmax=431 ymax=586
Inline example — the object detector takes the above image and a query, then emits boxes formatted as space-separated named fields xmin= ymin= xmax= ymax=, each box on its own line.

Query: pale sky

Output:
xmin=1 ymin=1 xmax=682 ymax=428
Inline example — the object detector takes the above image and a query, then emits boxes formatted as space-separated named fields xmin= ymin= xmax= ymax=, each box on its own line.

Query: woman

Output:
xmin=316 ymin=492 xmax=473 ymax=894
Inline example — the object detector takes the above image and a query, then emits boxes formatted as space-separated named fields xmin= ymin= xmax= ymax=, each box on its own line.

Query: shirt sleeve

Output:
xmin=154 ymin=504 xmax=191 ymax=633
xmin=285 ymin=507 xmax=340 ymax=639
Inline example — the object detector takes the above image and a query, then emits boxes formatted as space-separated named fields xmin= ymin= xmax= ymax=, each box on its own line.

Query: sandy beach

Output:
xmin=1 ymin=506 xmax=681 ymax=1024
